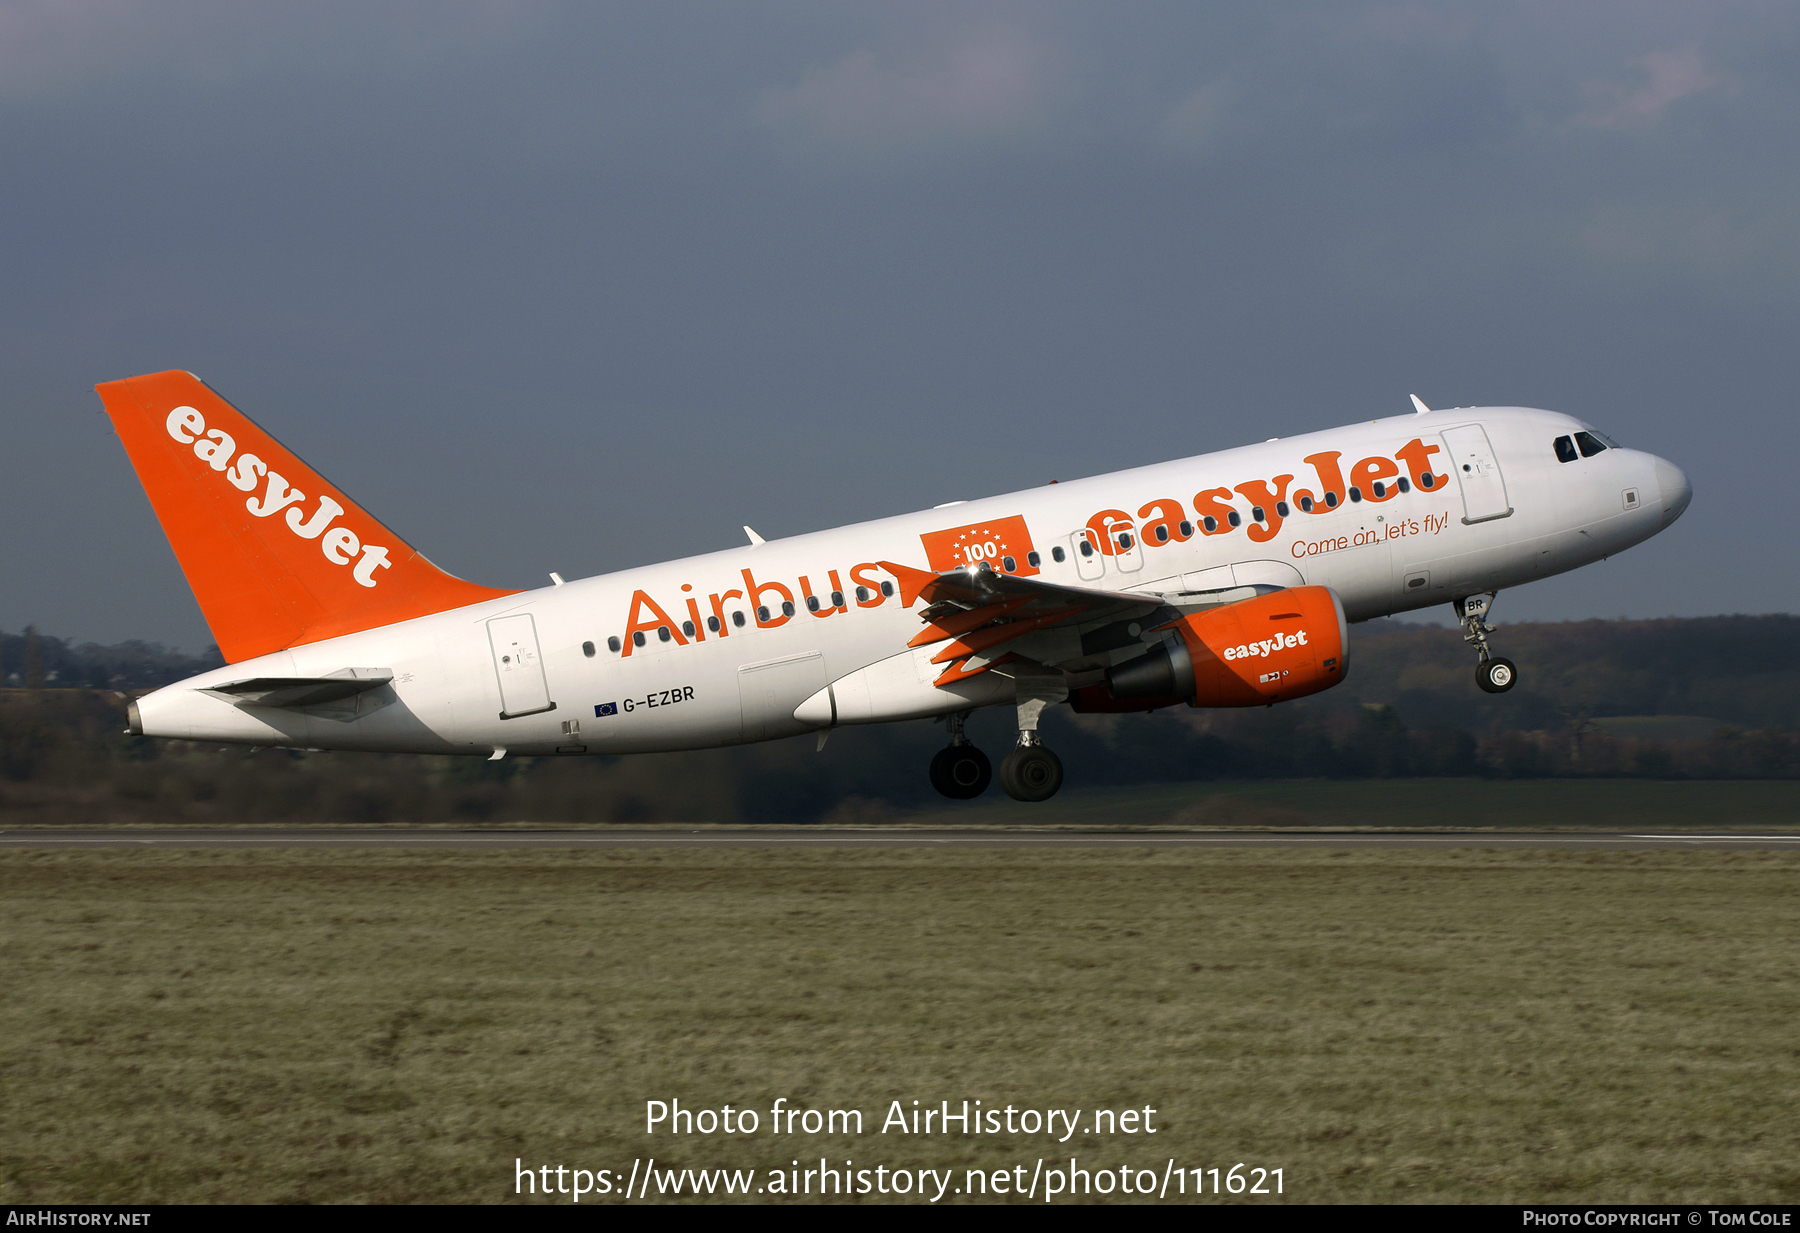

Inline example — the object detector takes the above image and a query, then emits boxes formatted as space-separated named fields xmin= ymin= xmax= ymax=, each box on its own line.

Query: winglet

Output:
xmin=877 ymin=560 xmax=939 ymax=608
xmin=1410 ymin=394 xmax=1431 ymax=415
xmin=744 ymin=526 xmax=765 ymax=546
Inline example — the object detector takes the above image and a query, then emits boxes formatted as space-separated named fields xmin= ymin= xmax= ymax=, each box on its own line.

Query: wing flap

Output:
xmin=880 ymin=559 xmax=1166 ymax=613
xmin=876 ymin=559 xmax=1303 ymax=688
xmin=878 ymin=560 xmax=1168 ymax=684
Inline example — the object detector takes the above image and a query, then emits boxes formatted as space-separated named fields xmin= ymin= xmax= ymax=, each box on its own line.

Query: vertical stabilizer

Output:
xmin=97 ymin=370 xmax=517 ymax=662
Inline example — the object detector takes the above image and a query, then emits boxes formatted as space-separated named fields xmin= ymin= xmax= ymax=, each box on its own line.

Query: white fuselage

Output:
xmin=133 ymin=406 xmax=1688 ymax=755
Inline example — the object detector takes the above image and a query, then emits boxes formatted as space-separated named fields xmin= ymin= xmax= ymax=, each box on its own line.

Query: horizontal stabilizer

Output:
xmin=202 ymin=667 xmax=393 ymax=709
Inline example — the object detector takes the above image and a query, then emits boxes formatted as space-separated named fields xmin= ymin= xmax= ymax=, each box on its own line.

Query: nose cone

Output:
xmin=1654 ymin=457 xmax=1692 ymax=528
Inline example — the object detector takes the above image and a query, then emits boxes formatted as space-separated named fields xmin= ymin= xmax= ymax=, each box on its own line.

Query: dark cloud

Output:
xmin=2 ymin=2 xmax=1795 ymax=650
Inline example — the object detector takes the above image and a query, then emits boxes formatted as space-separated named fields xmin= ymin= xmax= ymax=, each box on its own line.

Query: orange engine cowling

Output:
xmin=1104 ymin=585 xmax=1350 ymax=708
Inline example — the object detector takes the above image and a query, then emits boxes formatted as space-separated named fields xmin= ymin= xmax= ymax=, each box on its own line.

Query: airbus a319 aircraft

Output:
xmin=100 ymin=371 xmax=1691 ymax=802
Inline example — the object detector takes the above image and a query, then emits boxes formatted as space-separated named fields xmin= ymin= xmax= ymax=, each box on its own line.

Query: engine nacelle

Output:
xmin=1104 ymin=585 xmax=1349 ymax=708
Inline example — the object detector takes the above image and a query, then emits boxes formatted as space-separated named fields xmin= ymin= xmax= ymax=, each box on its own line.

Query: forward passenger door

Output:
xmin=1441 ymin=424 xmax=1513 ymax=524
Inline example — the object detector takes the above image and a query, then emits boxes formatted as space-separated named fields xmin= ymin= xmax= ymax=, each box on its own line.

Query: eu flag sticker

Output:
xmin=595 ymin=702 xmax=618 ymax=717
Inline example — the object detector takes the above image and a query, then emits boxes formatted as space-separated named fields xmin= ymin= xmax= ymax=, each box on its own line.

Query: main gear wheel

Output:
xmin=998 ymin=745 xmax=1064 ymax=802
xmin=930 ymin=743 xmax=991 ymax=799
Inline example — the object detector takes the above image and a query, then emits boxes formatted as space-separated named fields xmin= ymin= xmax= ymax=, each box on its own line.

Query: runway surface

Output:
xmin=3 ymin=827 xmax=1799 ymax=850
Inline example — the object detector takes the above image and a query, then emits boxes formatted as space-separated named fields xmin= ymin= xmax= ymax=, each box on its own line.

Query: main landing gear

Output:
xmin=929 ymin=711 xmax=991 ymax=799
xmin=998 ymin=672 xmax=1067 ymax=803
xmin=928 ymin=673 xmax=1071 ymax=803
xmin=1456 ymin=592 xmax=1518 ymax=694
xmin=999 ymin=742 xmax=1063 ymax=803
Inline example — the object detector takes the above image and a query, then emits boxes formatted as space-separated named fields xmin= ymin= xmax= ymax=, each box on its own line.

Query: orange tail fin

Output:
xmin=97 ymin=370 xmax=517 ymax=663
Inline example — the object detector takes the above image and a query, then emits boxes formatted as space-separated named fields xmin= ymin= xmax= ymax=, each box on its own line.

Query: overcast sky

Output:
xmin=3 ymin=1 xmax=1795 ymax=653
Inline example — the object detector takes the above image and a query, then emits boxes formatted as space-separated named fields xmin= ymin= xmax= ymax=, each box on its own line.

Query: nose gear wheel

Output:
xmin=1478 ymin=656 xmax=1517 ymax=693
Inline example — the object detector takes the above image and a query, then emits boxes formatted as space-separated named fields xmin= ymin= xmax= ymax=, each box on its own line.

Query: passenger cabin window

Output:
xmin=582 ymin=641 xmax=595 ymax=657
xmin=1554 ymin=435 xmax=1579 ymax=463
xmin=855 ymin=586 xmax=869 ymax=602
xmin=805 ymin=596 xmax=820 ymax=612
xmin=706 ymin=616 xmax=720 ymax=633
xmin=733 ymin=611 xmax=747 ymax=627
xmin=657 ymin=626 xmax=672 ymax=642
xmin=781 ymin=601 xmax=795 ymax=617
xmin=1574 ymin=431 xmax=1608 ymax=458
xmin=1001 ymin=556 xmax=1016 ymax=572
xmin=608 ymin=636 xmax=622 ymax=653
xmin=632 ymin=631 xmax=645 ymax=648
xmin=1298 ymin=496 xmax=1313 ymax=512
xmin=881 ymin=581 xmax=894 ymax=597
xmin=1178 ymin=521 xmax=1193 ymax=537
xmin=1027 ymin=550 xmax=1041 ymax=567
xmin=681 ymin=620 xmax=695 ymax=637
xmin=1051 ymin=546 xmax=1066 ymax=563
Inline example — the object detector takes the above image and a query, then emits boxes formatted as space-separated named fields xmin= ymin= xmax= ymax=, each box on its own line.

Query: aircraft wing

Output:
xmin=877 ymin=560 xmax=1271 ymax=686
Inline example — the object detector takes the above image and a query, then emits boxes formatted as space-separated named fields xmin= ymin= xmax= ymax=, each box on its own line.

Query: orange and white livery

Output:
xmin=102 ymin=371 xmax=1691 ymax=801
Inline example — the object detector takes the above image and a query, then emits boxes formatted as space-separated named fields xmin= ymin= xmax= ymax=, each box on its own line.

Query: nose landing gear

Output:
xmin=1456 ymin=592 xmax=1518 ymax=694
xmin=929 ymin=711 xmax=991 ymax=799
xmin=1478 ymin=658 xmax=1517 ymax=693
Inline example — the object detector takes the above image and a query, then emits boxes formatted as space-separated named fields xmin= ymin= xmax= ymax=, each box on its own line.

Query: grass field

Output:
xmin=11 ymin=777 xmax=1797 ymax=833
xmin=881 ymin=778 xmax=1800 ymax=831
xmin=3 ymin=845 xmax=1797 ymax=1204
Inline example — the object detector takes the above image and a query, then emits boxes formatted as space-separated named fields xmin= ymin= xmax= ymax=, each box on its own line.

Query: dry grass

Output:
xmin=1 ymin=847 xmax=1797 ymax=1204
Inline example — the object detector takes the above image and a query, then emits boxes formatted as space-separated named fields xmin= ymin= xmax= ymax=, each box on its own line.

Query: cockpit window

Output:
xmin=1574 ymin=430 xmax=1608 ymax=458
xmin=1554 ymin=435 xmax=1578 ymax=463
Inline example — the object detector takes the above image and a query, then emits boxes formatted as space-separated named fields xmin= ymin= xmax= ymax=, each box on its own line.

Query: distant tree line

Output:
xmin=1 ymin=615 xmax=1795 ymax=825
xmin=0 ymin=627 xmax=224 ymax=691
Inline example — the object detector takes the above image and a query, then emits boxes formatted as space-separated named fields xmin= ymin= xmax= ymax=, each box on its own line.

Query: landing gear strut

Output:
xmin=929 ymin=711 xmax=991 ymax=799
xmin=1456 ymin=592 xmax=1518 ymax=694
xmin=999 ymin=672 xmax=1067 ymax=802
